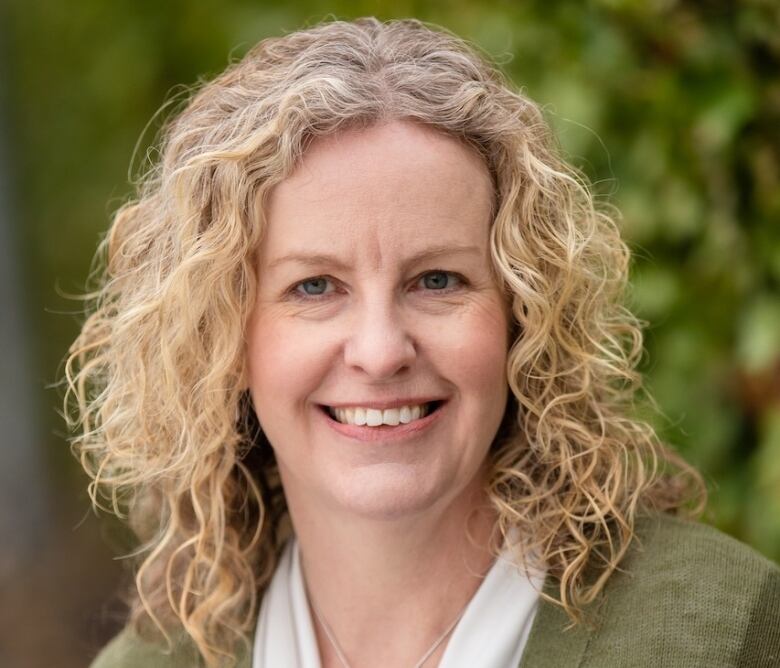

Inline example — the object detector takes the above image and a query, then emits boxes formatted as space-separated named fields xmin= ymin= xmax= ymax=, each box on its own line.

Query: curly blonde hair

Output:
xmin=65 ymin=16 xmax=704 ymax=667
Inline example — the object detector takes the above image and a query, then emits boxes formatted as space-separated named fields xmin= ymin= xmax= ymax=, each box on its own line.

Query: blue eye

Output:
xmin=294 ymin=277 xmax=333 ymax=298
xmin=420 ymin=271 xmax=461 ymax=291
xmin=289 ymin=271 xmax=465 ymax=302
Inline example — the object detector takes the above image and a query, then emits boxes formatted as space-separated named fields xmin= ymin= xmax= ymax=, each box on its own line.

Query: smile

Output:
xmin=317 ymin=400 xmax=448 ymax=442
xmin=324 ymin=401 xmax=444 ymax=426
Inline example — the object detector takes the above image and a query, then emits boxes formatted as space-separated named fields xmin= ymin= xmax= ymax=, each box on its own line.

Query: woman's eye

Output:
xmin=419 ymin=271 xmax=462 ymax=291
xmin=293 ymin=276 xmax=334 ymax=299
xmin=290 ymin=271 xmax=464 ymax=301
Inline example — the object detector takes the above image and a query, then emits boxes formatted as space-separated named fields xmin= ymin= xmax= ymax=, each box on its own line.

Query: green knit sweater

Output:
xmin=91 ymin=514 xmax=780 ymax=667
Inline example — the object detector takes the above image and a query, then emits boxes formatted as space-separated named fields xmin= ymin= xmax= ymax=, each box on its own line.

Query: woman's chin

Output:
xmin=322 ymin=465 xmax=455 ymax=522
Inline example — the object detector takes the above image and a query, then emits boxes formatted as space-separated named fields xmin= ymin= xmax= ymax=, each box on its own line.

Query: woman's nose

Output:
xmin=343 ymin=301 xmax=417 ymax=379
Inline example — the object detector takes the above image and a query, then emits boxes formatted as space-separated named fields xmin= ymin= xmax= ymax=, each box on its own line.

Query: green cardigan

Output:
xmin=91 ymin=514 xmax=780 ymax=667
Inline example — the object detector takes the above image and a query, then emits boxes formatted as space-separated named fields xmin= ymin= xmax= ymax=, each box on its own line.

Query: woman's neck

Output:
xmin=284 ymin=478 xmax=497 ymax=668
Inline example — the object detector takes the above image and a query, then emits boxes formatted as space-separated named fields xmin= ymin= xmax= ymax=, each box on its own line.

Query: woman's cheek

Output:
xmin=429 ymin=296 xmax=508 ymax=384
xmin=249 ymin=315 xmax=342 ymax=408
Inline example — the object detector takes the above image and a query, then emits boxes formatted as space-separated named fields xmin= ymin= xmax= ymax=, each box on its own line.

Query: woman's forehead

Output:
xmin=259 ymin=121 xmax=494 ymax=263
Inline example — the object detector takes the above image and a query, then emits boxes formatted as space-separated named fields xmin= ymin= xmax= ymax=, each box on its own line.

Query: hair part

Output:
xmin=65 ymin=16 xmax=704 ymax=667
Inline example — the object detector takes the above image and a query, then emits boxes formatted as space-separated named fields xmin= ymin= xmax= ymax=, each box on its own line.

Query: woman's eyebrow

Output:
xmin=266 ymin=244 xmax=481 ymax=272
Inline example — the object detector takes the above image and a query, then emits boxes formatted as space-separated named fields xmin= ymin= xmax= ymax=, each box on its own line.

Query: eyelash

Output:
xmin=288 ymin=270 xmax=467 ymax=302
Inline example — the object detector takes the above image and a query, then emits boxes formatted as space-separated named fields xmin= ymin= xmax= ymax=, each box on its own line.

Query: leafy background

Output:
xmin=1 ymin=1 xmax=778 ymax=666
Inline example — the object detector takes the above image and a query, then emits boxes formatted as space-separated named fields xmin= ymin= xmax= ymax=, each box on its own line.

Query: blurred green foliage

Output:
xmin=4 ymin=0 xmax=779 ymax=560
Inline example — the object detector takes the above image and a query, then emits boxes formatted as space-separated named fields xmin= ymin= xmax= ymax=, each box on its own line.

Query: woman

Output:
xmin=67 ymin=17 xmax=779 ymax=668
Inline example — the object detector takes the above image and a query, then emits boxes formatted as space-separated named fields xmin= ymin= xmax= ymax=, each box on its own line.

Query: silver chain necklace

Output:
xmin=307 ymin=589 xmax=468 ymax=668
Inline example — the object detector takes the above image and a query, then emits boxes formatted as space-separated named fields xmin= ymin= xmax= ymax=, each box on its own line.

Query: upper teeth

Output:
xmin=331 ymin=404 xmax=431 ymax=426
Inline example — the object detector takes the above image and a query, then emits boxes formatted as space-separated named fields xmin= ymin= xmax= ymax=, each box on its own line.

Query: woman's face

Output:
xmin=246 ymin=120 xmax=509 ymax=521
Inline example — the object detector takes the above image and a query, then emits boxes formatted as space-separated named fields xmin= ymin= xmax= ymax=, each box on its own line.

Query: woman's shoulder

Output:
xmin=593 ymin=513 xmax=779 ymax=665
xmin=89 ymin=625 xmax=254 ymax=668
xmin=627 ymin=512 xmax=780 ymax=584
xmin=522 ymin=513 xmax=780 ymax=667
xmin=89 ymin=626 xmax=186 ymax=668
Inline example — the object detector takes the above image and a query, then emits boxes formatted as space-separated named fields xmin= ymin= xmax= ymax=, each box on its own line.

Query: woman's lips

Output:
xmin=317 ymin=400 xmax=448 ymax=442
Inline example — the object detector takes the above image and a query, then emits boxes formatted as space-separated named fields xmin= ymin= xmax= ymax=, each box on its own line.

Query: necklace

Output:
xmin=307 ymin=590 xmax=468 ymax=668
